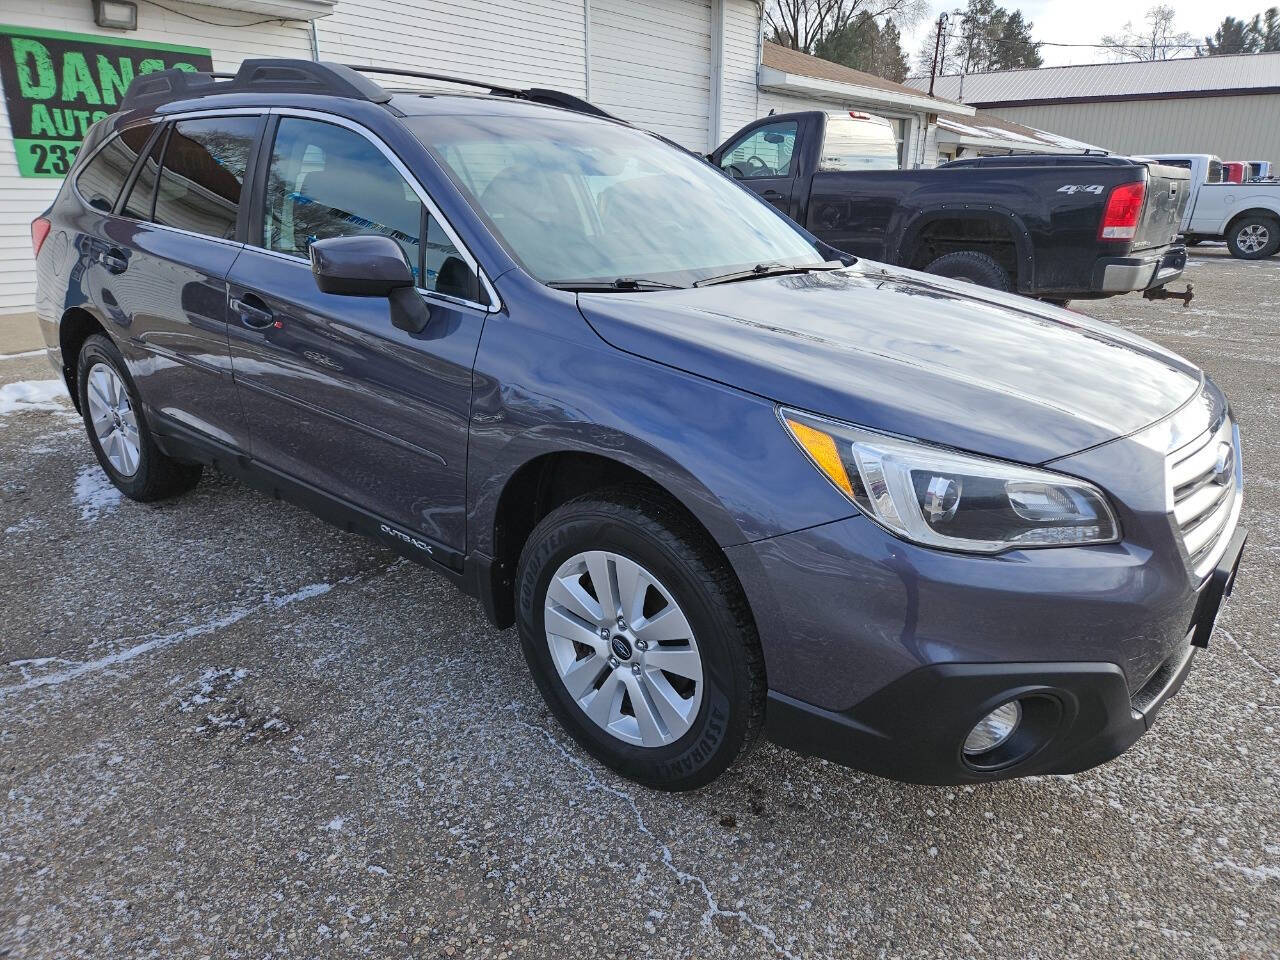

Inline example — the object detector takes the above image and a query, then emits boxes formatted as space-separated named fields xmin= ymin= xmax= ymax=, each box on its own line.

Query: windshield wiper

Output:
xmin=692 ymin=260 xmax=846 ymax=288
xmin=547 ymin=277 xmax=685 ymax=292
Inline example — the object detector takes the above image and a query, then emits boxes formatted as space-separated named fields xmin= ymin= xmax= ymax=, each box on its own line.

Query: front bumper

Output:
xmin=1093 ymin=244 xmax=1186 ymax=293
xmin=766 ymin=650 xmax=1186 ymax=785
xmin=728 ymin=508 xmax=1246 ymax=784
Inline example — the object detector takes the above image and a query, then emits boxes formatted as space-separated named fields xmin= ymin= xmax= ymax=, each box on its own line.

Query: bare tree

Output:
xmin=766 ymin=0 xmax=926 ymax=55
xmin=1100 ymin=4 xmax=1196 ymax=61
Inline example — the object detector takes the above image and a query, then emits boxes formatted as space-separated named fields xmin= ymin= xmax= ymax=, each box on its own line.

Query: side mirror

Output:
xmin=309 ymin=234 xmax=430 ymax=334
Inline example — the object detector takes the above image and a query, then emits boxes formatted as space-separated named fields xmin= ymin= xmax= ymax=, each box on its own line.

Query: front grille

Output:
xmin=1167 ymin=415 xmax=1241 ymax=581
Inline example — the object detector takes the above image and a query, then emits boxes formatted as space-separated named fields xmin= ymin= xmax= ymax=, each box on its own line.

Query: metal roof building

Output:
xmin=907 ymin=52 xmax=1280 ymax=164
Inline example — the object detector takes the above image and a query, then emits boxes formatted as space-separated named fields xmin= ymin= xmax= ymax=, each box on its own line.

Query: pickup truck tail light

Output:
xmin=1099 ymin=182 xmax=1145 ymax=241
xmin=31 ymin=217 xmax=51 ymax=258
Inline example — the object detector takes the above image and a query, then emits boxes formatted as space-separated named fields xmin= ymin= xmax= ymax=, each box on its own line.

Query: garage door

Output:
xmin=589 ymin=0 xmax=713 ymax=151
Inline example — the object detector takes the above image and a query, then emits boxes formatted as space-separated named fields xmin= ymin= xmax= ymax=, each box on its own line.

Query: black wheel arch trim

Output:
xmin=893 ymin=205 xmax=1036 ymax=292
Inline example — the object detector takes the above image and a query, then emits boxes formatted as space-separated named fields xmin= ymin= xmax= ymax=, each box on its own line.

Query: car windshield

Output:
xmin=410 ymin=113 xmax=826 ymax=288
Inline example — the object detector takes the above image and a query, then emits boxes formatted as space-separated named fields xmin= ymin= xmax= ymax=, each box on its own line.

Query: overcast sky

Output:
xmin=901 ymin=0 xmax=1265 ymax=71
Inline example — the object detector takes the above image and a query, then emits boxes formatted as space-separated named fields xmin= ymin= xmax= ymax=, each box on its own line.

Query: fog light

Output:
xmin=963 ymin=701 xmax=1022 ymax=756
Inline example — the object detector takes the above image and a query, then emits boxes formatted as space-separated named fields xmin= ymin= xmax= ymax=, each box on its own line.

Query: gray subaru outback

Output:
xmin=33 ymin=60 xmax=1246 ymax=789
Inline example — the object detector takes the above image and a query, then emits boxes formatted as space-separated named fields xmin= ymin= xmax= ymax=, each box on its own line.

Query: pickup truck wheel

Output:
xmin=77 ymin=334 xmax=202 ymax=501
xmin=1227 ymin=216 xmax=1280 ymax=259
xmin=515 ymin=488 xmax=765 ymax=791
xmin=923 ymin=251 xmax=1012 ymax=291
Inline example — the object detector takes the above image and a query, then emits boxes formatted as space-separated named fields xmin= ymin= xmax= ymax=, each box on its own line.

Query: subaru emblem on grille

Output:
xmin=1212 ymin=441 xmax=1234 ymax=486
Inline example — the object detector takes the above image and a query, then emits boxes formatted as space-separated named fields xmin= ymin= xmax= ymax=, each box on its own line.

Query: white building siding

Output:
xmin=717 ymin=0 xmax=759 ymax=143
xmin=0 ymin=0 xmax=311 ymax=314
xmin=314 ymin=0 xmax=587 ymax=95
xmin=986 ymin=96 xmax=1280 ymax=166
xmin=588 ymin=0 xmax=712 ymax=150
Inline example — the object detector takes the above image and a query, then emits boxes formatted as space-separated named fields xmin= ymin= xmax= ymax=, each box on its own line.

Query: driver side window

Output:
xmin=721 ymin=121 xmax=798 ymax=180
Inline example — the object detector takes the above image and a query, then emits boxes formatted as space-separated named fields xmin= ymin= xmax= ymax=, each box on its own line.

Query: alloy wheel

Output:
xmin=85 ymin=362 xmax=141 ymax=477
xmin=1238 ymin=223 xmax=1270 ymax=253
xmin=543 ymin=550 xmax=703 ymax=747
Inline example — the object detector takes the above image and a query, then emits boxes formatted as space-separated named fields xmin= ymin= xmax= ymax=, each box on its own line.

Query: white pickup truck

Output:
xmin=1145 ymin=152 xmax=1280 ymax=259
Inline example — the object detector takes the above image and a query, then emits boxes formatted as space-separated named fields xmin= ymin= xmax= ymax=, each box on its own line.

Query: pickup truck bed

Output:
xmin=711 ymin=112 xmax=1191 ymax=301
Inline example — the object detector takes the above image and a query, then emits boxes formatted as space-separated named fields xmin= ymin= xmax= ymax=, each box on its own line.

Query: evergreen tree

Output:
xmin=946 ymin=0 xmax=1042 ymax=74
xmin=1204 ymin=15 xmax=1262 ymax=55
xmin=1201 ymin=8 xmax=1280 ymax=55
xmin=815 ymin=12 xmax=911 ymax=82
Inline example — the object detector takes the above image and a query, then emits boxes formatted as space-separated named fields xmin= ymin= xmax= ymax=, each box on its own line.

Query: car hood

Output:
xmin=576 ymin=263 xmax=1202 ymax=464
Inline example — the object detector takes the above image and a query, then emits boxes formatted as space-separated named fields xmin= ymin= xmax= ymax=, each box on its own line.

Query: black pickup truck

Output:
xmin=710 ymin=111 xmax=1191 ymax=302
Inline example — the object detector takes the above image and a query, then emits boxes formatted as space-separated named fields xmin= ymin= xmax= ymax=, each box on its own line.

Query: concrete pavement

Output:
xmin=1 ymin=248 xmax=1276 ymax=959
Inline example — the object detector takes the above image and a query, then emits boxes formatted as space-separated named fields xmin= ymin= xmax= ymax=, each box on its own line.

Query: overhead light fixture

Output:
xmin=93 ymin=0 xmax=138 ymax=30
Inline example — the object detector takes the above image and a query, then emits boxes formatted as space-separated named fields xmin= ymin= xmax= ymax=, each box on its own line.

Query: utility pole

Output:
xmin=928 ymin=12 xmax=948 ymax=96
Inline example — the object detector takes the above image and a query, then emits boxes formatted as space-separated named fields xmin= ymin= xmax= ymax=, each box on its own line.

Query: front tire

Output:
xmin=77 ymin=334 xmax=202 ymax=502
xmin=1226 ymin=216 xmax=1280 ymax=259
xmin=923 ymin=250 xmax=1013 ymax=291
xmin=515 ymin=488 xmax=765 ymax=790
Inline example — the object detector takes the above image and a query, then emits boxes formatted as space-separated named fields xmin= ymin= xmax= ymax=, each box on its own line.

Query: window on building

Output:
xmin=720 ymin=121 xmax=798 ymax=179
xmin=263 ymin=117 xmax=426 ymax=278
xmin=76 ymin=125 xmax=155 ymax=212
xmin=153 ymin=116 xmax=259 ymax=240
xmin=120 ymin=126 xmax=167 ymax=221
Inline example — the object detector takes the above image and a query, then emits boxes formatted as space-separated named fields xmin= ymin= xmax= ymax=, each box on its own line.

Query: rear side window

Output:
xmin=153 ymin=116 xmax=259 ymax=240
xmin=75 ymin=125 xmax=154 ymax=212
xmin=819 ymin=115 xmax=900 ymax=172
xmin=121 ymin=126 xmax=167 ymax=221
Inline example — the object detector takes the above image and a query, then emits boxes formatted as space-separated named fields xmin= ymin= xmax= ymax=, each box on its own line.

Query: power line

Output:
xmin=941 ymin=31 xmax=1201 ymax=51
xmin=940 ymin=30 xmax=1203 ymax=53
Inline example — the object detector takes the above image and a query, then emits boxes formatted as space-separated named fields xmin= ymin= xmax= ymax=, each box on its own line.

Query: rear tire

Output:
xmin=77 ymin=334 xmax=202 ymax=502
xmin=1226 ymin=215 xmax=1280 ymax=259
xmin=515 ymin=487 xmax=765 ymax=791
xmin=924 ymin=250 xmax=1013 ymax=291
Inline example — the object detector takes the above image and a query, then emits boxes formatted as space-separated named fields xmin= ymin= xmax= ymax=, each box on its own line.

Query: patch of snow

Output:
xmin=72 ymin=465 xmax=122 ymax=522
xmin=0 ymin=580 xmax=341 ymax=697
xmin=4 ymin=517 xmax=43 ymax=535
xmin=0 ymin=349 xmax=46 ymax=360
xmin=323 ymin=816 xmax=346 ymax=832
xmin=0 ymin=379 xmax=66 ymax=416
xmin=177 ymin=667 xmax=247 ymax=713
xmin=1216 ymin=859 xmax=1280 ymax=882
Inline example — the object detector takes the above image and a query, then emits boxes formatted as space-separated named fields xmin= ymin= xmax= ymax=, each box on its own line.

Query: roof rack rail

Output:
xmin=119 ymin=59 xmax=392 ymax=113
xmin=117 ymin=58 xmax=614 ymax=122
xmin=341 ymin=64 xmax=617 ymax=120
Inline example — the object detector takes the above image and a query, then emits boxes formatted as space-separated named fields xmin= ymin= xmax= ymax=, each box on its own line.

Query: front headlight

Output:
xmin=780 ymin=408 xmax=1120 ymax=553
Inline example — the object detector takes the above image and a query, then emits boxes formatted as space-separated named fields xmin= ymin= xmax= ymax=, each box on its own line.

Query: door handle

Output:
xmin=99 ymin=248 xmax=128 ymax=274
xmin=230 ymin=294 xmax=275 ymax=329
xmin=761 ymin=190 xmax=784 ymax=200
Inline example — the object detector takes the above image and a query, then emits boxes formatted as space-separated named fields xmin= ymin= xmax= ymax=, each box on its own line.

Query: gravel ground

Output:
xmin=1 ymin=246 xmax=1277 ymax=960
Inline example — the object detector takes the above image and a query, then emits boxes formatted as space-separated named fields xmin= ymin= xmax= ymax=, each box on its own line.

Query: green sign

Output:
xmin=0 ymin=24 xmax=212 ymax=177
